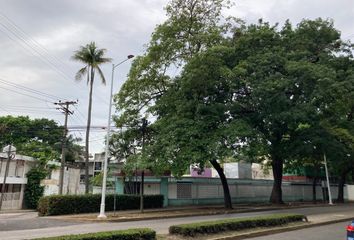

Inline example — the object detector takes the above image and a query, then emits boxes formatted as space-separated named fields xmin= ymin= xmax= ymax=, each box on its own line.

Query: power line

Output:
xmin=0 ymin=22 xmax=74 ymax=83
xmin=0 ymin=13 xmax=110 ymax=105
xmin=0 ymin=78 xmax=64 ymax=101
xmin=3 ymin=105 xmax=57 ymax=110
xmin=0 ymin=12 xmax=75 ymax=73
xmin=0 ymin=85 xmax=51 ymax=102
xmin=0 ymin=12 xmax=115 ymax=109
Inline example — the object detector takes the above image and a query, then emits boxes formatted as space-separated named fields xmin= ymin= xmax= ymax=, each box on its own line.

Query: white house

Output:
xmin=0 ymin=152 xmax=36 ymax=210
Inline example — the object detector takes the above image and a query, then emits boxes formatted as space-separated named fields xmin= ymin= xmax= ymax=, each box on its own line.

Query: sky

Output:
xmin=0 ymin=0 xmax=353 ymax=154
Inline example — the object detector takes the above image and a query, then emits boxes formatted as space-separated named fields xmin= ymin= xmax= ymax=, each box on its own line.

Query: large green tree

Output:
xmin=148 ymin=18 xmax=353 ymax=205
xmin=148 ymin=47 xmax=254 ymax=208
xmin=0 ymin=116 xmax=62 ymax=149
xmin=225 ymin=19 xmax=354 ymax=203
xmin=114 ymin=0 xmax=235 ymax=209
xmin=72 ymin=42 xmax=111 ymax=193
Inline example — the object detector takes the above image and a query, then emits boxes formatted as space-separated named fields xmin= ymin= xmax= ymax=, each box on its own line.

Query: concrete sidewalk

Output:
xmin=0 ymin=204 xmax=353 ymax=240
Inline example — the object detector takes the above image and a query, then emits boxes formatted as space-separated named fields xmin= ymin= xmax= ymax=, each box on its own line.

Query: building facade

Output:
xmin=0 ymin=152 xmax=36 ymax=210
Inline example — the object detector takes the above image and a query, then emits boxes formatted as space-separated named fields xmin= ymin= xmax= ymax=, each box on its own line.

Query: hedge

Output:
xmin=169 ymin=214 xmax=307 ymax=236
xmin=33 ymin=228 xmax=156 ymax=240
xmin=38 ymin=194 xmax=164 ymax=216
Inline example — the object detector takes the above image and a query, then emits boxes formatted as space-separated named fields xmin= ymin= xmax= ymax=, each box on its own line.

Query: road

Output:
xmin=0 ymin=204 xmax=353 ymax=239
xmin=247 ymin=221 xmax=349 ymax=240
xmin=0 ymin=212 xmax=81 ymax=231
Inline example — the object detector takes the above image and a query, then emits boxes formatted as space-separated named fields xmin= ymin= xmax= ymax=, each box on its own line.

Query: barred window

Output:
xmin=177 ymin=183 xmax=192 ymax=199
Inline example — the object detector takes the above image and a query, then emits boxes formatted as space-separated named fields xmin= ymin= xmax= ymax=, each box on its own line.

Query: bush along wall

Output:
xmin=33 ymin=228 xmax=156 ymax=240
xmin=38 ymin=194 xmax=164 ymax=216
xmin=24 ymin=167 xmax=48 ymax=209
xmin=169 ymin=214 xmax=307 ymax=237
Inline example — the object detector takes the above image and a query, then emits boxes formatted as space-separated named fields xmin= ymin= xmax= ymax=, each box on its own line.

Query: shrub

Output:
xmin=38 ymin=194 xmax=164 ymax=216
xmin=33 ymin=228 xmax=156 ymax=240
xmin=25 ymin=167 xmax=48 ymax=209
xmin=169 ymin=214 xmax=306 ymax=236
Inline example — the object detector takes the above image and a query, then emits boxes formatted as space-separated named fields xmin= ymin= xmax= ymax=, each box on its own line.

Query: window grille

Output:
xmin=177 ymin=183 xmax=192 ymax=199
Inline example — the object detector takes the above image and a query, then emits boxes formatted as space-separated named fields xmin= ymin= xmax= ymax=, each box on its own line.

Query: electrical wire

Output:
xmin=0 ymin=12 xmax=75 ymax=74
xmin=0 ymin=85 xmax=52 ymax=102
xmin=0 ymin=12 xmax=110 ymax=105
xmin=0 ymin=78 xmax=63 ymax=101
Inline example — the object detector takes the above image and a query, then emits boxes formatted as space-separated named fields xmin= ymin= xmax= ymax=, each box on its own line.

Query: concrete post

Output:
xmin=160 ymin=177 xmax=169 ymax=207
xmin=115 ymin=177 xmax=124 ymax=194
xmin=19 ymin=184 xmax=25 ymax=209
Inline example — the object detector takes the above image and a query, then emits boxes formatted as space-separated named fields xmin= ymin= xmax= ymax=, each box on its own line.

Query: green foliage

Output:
xmin=33 ymin=228 xmax=156 ymax=240
xmin=115 ymin=0 xmax=233 ymax=129
xmin=72 ymin=42 xmax=111 ymax=82
xmin=169 ymin=214 xmax=306 ymax=236
xmin=89 ymin=172 xmax=113 ymax=187
xmin=21 ymin=141 xmax=60 ymax=166
xmin=64 ymin=135 xmax=84 ymax=163
xmin=110 ymin=118 xmax=153 ymax=175
xmin=0 ymin=116 xmax=63 ymax=150
xmin=147 ymin=46 xmax=255 ymax=177
xmin=24 ymin=167 xmax=48 ymax=209
xmin=37 ymin=194 xmax=164 ymax=216
xmin=0 ymin=116 xmax=83 ymax=208
xmin=114 ymin=1 xmax=353 ymax=205
xmin=148 ymin=18 xmax=354 ymax=204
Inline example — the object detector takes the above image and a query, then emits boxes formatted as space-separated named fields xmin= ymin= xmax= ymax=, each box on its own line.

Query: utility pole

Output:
xmin=323 ymin=153 xmax=333 ymax=205
xmin=55 ymin=100 xmax=77 ymax=195
xmin=0 ymin=144 xmax=16 ymax=211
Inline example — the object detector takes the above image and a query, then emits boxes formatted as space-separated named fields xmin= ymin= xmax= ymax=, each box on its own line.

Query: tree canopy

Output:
xmin=113 ymin=0 xmax=353 ymax=206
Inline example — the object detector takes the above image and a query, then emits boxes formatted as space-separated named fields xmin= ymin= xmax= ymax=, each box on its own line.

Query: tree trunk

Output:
xmin=312 ymin=176 xmax=317 ymax=203
xmin=337 ymin=172 xmax=346 ymax=203
xmin=84 ymin=68 xmax=95 ymax=194
xmin=270 ymin=156 xmax=284 ymax=204
xmin=312 ymin=165 xmax=319 ymax=203
xmin=210 ymin=159 xmax=232 ymax=209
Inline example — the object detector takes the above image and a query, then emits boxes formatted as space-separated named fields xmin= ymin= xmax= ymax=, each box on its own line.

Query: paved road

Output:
xmin=1 ymin=204 xmax=354 ymax=239
xmin=0 ymin=212 xmax=82 ymax=231
xmin=247 ymin=221 xmax=349 ymax=240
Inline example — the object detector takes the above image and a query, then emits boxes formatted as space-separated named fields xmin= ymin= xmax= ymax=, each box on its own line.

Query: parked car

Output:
xmin=347 ymin=221 xmax=354 ymax=240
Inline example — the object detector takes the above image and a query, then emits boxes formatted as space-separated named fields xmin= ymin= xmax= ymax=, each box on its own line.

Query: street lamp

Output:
xmin=98 ymin=54 xmax=134 ymax=219
xmin=323 ymin=153 xmax=333 ymax=205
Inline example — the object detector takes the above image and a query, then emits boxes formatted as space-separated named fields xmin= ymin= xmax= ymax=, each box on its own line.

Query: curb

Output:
xmin=209 ymin=217 xmax=354 ymax=240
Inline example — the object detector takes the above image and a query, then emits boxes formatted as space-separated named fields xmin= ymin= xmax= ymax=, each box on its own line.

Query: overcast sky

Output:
xmin=0 ymin=0 xmax=353 ymax=154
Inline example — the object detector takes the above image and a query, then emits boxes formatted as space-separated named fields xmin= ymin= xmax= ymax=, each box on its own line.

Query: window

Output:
xmin=94 ymin=162 xmax=102 ymax=171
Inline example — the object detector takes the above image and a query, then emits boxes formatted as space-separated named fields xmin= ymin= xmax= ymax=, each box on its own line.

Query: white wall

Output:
xmin=345 ymin=185 xmax=354 ymax=201
xmin=42 ymin=167 xmax=81 ymax=196
xmin=167 ymin=179 xmax=342 ymax=202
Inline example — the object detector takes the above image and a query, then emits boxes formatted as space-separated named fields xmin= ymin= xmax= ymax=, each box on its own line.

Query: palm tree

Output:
xmin=72 ymin=42 xmax=111 ymax=193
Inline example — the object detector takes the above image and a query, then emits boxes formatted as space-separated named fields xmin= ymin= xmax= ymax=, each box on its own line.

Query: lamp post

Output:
xmin=323 ymin=153 xmax=333 ymax=205
xmin=98 ymin=54 xmax=134 ymax=219
xmin=0 ymin=145 xmax=16 ymax=210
